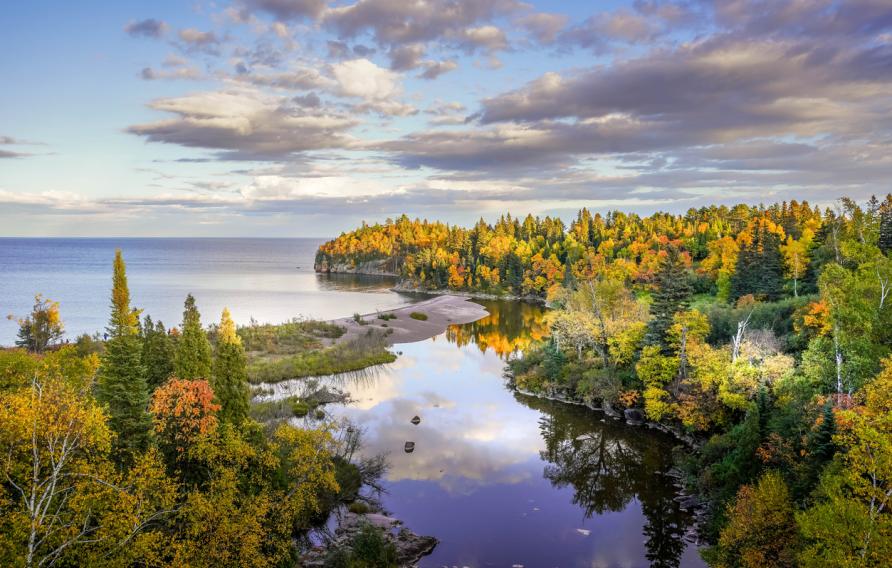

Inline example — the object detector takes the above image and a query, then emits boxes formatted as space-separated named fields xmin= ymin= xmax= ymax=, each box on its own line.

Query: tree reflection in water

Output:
xmin=520 ymin=394 xmax=693 ymax=568
xmin=445 ymin=300 xmax=549 ymax=359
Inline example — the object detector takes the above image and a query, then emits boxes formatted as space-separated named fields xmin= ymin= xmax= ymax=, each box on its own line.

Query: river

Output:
xmin=262 ymin=301 xmax=706 ymax=567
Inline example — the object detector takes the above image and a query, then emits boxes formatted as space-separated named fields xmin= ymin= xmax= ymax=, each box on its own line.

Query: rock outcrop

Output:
xmin=300 ymin=512 xmax=437 ymax=567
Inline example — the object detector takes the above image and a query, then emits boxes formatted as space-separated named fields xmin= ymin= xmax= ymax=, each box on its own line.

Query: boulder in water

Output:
xmin=624 ymin=408 xmax=645 ymax=425
xmin=411 ymin=415 xmax=421 ymax=425
xmin=404 ymin=441 xmax=415 ymax=453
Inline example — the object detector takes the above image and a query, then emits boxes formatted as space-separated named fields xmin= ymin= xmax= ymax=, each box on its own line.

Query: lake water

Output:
xmin=2 ymin=239 xmax=705 ymax=566
xmin=0 ymin=238 xmax=417 ymax=345
xmin=263 ymin=301 xmax=706 ymax=568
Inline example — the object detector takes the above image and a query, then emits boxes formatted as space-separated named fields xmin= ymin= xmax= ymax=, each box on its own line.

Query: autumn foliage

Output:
xmin=150 ymin=378 xmax=220 ymax=453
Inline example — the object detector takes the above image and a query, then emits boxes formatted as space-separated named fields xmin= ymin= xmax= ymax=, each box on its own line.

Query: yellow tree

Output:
xmin=0 ymin=373 xmax=174 ymax=567
xmin=797 ymin=359 xmax=892 ymax=565
xmin=780 ymin=228 xmax=813 ymax=297
xmin=8 ymin=294 xmax=65 ymax=354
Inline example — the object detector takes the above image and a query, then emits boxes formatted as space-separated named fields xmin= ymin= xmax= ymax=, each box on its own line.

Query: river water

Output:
xmin=1 ymin=239 xmax=704 ymax=566
xmin=265 ymin=301 xmax=706 ymax=568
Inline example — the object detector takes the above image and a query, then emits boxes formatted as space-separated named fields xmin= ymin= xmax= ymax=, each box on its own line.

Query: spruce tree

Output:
xmin=142 ymin=315 xmax=175 ymax=390
xmin=731 ymin=222 xmax=784 ymax=301
xmin=879 ymin=197 xmax=892 ymax=256
xmin=95 ymin=249 xmax=152 ymax=462
xmin=213 ymin=308 xmax=250 ymax=425
xmin=646 ymin=246 xmax=693 ymax=348
xmin=174 ymin=294 xmax=212 ymax=379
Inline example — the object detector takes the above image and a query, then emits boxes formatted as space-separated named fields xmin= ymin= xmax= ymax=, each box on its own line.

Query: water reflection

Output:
xmin=445 ymin=299 xmax=549 ymax=359
xmin=314 ymin=272 xmax=401 ymax=292
xmin=261 ymin=299 xmax=701 ymax=566
xmin=521 ymin=394 xmax=693 ymax=568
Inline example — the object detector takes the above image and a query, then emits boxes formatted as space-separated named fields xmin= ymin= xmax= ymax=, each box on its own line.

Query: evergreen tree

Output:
xmin=212 ymin=308 xmax=250 ymax=425
xmin=730 ymin=222 xmax=784 ymax=301
xmin=647 ymin=246 xmax=693 ymax=348
xmin=95 ymin=250 xmax=152 ymax=462
xmin=142 ymin=315 xmax=175 ymax=390
xmin=175 ymin=294 xmax=213 ymax=380
xmin=503 ymin=252 xmax=524 ymax=294
xmin=807 ymin=403 xmax=837 ymax=476
xmin=879 ymin=196 xmax=892 ymax=255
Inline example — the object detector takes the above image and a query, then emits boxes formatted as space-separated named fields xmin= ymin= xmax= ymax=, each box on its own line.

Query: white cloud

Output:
xmin=331 ymin=58 xmax=401 ymax=100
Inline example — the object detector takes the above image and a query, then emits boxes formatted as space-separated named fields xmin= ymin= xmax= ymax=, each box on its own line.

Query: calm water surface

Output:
xmin=0 ymin=238 xmax=417 ymax=345
xmin=263 ymin=302 xmax=706 ymax=568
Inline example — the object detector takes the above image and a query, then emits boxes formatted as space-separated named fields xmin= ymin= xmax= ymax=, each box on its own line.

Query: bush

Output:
xmin=409 ymin=312 xmax=428 ymax=321
xmin=292 ymin=400 xmax=312 ymax=417
xmin=348 ymin=501 xmax=370 ymax=514
xmin=377 ymin=313 xmax=397 ymax=321
xmin=324 ymin=523 xmax=398 ymax=568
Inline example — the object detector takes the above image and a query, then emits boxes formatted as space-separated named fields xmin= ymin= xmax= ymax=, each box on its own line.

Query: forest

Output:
xmin=320 ymin=197 xmax=892 ymax=566
xmin=0 ymin=252 xmax=397 ymax=567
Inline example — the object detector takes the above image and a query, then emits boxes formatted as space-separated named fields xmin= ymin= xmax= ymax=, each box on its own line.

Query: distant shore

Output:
xmin=331 ymin=294 xmax=490 ymax=345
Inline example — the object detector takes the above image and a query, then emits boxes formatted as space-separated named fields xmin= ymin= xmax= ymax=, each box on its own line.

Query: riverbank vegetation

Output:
xmin=0 ymin=251 xmax=387 ymax=566
xmin=330 ymin=197 xmax=892 ymax=565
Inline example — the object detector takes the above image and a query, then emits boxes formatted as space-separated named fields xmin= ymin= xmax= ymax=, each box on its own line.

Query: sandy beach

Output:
xmin=332 ymin=295 xmax=489 ymax=345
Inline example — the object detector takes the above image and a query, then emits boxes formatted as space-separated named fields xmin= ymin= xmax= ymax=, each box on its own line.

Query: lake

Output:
xmin=1 ymin=239 xmax=705 ymax=566
xmin=0 ymin=238 xmax=417 ymax=345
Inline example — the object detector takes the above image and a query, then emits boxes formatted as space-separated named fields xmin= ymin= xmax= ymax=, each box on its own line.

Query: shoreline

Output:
xmin=331 ymin=294 xmax=490 ymax=346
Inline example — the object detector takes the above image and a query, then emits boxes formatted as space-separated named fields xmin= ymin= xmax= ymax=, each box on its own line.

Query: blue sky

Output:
xmin=2 ymin=0 xmax=891 ymax=236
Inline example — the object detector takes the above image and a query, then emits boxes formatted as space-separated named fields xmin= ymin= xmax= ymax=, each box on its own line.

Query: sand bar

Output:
xmin=332 ymin=295 xmax=489 ymax=345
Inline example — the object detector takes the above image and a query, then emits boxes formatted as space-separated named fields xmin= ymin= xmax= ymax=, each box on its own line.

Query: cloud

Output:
xmin=331 ymin=57 xmax=401 ymax=100
xmin=323 ymin=0 xmax=521 ymax=49
xmin=178 ymin=28 xmax=221 ymax=52
xmin=388 ymin=43 xmax=425 ymax=70
xmin=238 ymin=0 xmax=327 ymax=21
xmin=127 ymin=89 xmax=359 ymax=160
xmin=0 ymin=150 xmax=30 ymax=159
xmin=456 ymin=25 xmax=508 ymax=53
xmin=419 ymin=59 xmax=458 ymax=80
xmin=140 ymin=66 xmax=202 ymax=81
xmin=0 ymin=136 xmax=41 ymax=158
xmin=516 ymin=12 xmax=568 ymax=44
xmin=124 ymin=18 xmax=168 ymax=38
xmin=478 ymin=38 xmax=892 ymax=143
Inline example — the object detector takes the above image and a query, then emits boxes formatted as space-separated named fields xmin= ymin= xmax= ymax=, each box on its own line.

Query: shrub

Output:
xmin=409 ymin=312 xmax=428 ymax=321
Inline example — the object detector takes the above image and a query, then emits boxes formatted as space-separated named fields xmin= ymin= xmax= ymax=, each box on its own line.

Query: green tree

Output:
xmin=213 ymin=308 xmax=250 ymax=426
xmin=8 ymin=294 xmax=64 ymax=353
xmin=142 ymin=315 xmax=175 ymax=390
xmin=95 ymin=249 xmax=152 ymax=462
xmin=879 ymin=196 xmax=892 ymax=256
xmin=175 ymin=294 xmax=212 ymax=380
xmin=731 ymin=222 xmax=784 ymax=301
xmin=647 ymin=246 xmax=693 ymax=348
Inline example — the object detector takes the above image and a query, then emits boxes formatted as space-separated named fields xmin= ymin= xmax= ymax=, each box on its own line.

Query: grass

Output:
xmin=409 ymin=311 xmax=428 ymax=321
xmin=246 ymin=332 xmax=396 ymax=384
xmin=237 ymin=318 xmax=344 ymax=355
xmin=377 ymin=312 xmax=397 ymax=321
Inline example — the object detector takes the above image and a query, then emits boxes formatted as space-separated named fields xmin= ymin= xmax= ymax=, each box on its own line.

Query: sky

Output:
xmin=1 ymin=0 xmax=891 ymax=237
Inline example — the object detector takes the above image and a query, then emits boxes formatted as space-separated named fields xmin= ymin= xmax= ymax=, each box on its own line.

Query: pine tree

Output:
xmin=174 ymin=294 xmax=212 ymax=380
xmin=142 ymin=315 xmax=175 ymax=390
xmin=95 ymin=249 xmax=152 ymax=462
xmin=808 ymin=403 xmax=837 ymax=467
xmin=731 ymin=222 xmax=784 ymax=301
xmin=879 ymin=196 xmax=892 ymax=256
xmin=213 ymin=308 xmax=250 ymax=425
xmin=647 ymin=246 xmax=693 ymax=348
